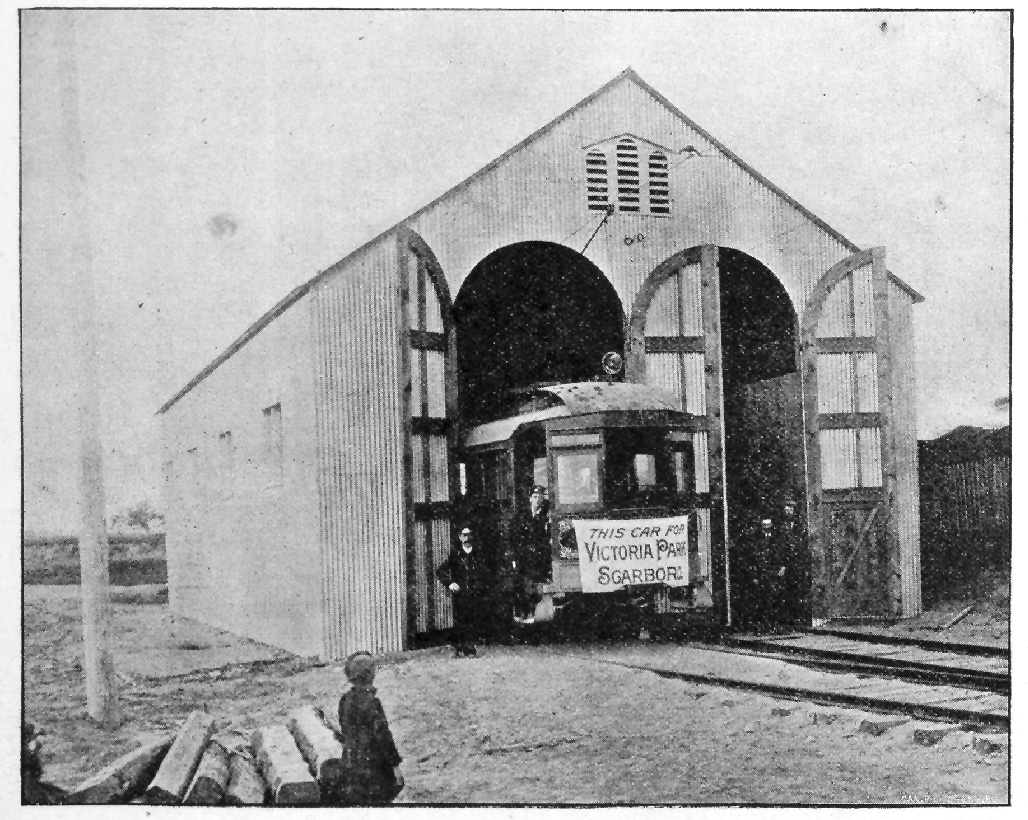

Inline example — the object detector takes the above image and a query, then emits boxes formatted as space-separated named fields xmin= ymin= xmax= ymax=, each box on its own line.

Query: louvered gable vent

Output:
xmin=583 ymin=134 xmax=673 ymax=217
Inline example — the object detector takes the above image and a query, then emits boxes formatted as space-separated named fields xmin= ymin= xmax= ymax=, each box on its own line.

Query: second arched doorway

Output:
xmin=719 ymin=248 xmax=810 ymax=628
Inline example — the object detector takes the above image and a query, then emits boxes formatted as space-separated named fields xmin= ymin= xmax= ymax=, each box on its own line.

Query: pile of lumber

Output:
xmin=67 ymin=705 xmax=345 ymax=806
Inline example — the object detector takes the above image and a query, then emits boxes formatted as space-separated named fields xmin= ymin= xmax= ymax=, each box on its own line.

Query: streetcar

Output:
xmin=459 ymin=377 xmax=714 ymax=635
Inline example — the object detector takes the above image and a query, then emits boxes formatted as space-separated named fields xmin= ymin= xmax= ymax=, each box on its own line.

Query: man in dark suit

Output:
xmin=436 ymin=527 xmax=486 ymax=657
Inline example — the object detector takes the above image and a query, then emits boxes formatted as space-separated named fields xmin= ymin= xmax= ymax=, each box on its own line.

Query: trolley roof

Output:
xmin=462 ymin=382 xmax=681 ymax=448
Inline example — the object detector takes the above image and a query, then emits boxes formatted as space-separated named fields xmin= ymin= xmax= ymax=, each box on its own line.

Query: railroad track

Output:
xmin=724 ymin=630 xmax=1010 ymax=694
xmin=559 ymin=632 xmax=1010 ymax=730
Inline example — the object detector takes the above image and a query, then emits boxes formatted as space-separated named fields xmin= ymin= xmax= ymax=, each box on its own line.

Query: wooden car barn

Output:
xmin=159 ymin=69 xmax=923 ymax=660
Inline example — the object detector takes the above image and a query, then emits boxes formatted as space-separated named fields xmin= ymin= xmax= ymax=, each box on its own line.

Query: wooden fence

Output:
xmin=918 ymin=426 xmax=1010 ymax=606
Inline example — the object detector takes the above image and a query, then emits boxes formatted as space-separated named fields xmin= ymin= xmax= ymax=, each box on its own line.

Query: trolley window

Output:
xmin=555 ymin=451 xmax=600 ymax=505
xmin=533 ymin=457 xmax=548 ymax=489
xmin=605 ymin=428 xmax=682 ymax=508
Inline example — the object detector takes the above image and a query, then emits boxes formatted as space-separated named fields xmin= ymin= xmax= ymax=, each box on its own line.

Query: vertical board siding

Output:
xmin=854 ymin=353 xmax=880 ymax=413
xmin=413 ymin=521 xmax=430 ymax=633
xmin=858 ymin=427 xmax=884 ymax=487
xmin=820 ymin=428 xmax=859 ymax=489
xmin=818 ymin=275 xmax=854 ymax=337
xmin=407 ymin=77 xmax=853 ymax=324
xmin=817 ymin=354 xmax=855 ymax=413
xmin=693 ymin=432 xmax=710 ymax=493
xmin=679 ymin=262 xmax=704 ymax=336
xmin=647 ymin=277 xmax=680 ymax=334
xmin=425 ymin=289 xmax=444 ymax=333
xmin=313 ymin=238 xmax=407 ymax=658
xmin=425 ymin=351 xmax=447 ymax=417
xmin=683 ymin=354 xmax=707 ymax=416
xmin=646 ymin=353 xmax=683 ymax=408
xmin=429 ymin=436 xmax=449 ymax=501
xmin=162 ymin=292 xmax=323 ymax=657
xmin=853 ymin=267 xmax=876 ymax=336
xmin=431 ymin=518 xmax=455 ymax=627
xmin=695 ymin=507 xmax=711 ymax=577
xmin=889 ymin=281 xmax=922 ymax=616
xmin=411 ymin=435 xmax=427 ymax=502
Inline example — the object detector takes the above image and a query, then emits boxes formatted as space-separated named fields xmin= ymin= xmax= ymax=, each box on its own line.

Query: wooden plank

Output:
xmin=417 ymin=255 xmax=436 ymax=631
xmin=801 ymin=249 xmax=877 ymax=621
xmin=409 ymin=328 xmax=446 ymax=351
xmin=700 ymin=245 xmax=729 ymax=624
xmin=816 ymin=336 xmax=876 ymax=353
xmin=287 ymin=705 xmax=345 ymax=788
xmin=68 ymin=735 xmax=172 ymax=804
xmin=398 ymin=237 xmax=418 ymax=645
xmin=223 ymin=752 xmax=268 ymax=806
xmin=872 ymin=246 xmax=902 ymax=615
xmin=251 ymin=724 xmax=320 ymax=805
xmin=818 ymin=412 xmax=882 ymax=430
xmin=833 ymin=505 xmax=880 ymax=592
xmin=144 ymin=711 xmax=216 ymax=804
xmin=410 ymin=416 xmax=451 ymax=437
xmin=644 ymin=335 xmax=705 ymax=354
xmin=183 ymin=741 xmax=230 ymax=805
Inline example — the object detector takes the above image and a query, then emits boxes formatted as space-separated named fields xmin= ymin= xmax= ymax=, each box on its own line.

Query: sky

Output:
xmin=11 ymin=7 xmax=1012 ymax=534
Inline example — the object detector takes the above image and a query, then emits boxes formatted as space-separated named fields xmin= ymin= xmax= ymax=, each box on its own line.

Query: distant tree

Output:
xmin=994 ymin=395 xmax=1010 ymax=411
xmin=112 ymin=500 xmax=164 ymax=532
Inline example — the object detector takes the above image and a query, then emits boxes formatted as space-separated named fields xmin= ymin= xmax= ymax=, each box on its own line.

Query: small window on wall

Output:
xmin=262 ymin=403 xmax=283 ymax=484
xmin=218 ymin=431 xmax=234 ymax=494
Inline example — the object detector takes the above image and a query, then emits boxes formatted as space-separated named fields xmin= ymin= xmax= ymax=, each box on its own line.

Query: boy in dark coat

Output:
xmin=436 ymin=526 xmax=485 ymax=656
xmin=335 ymin=652 xmax=403 ymax=805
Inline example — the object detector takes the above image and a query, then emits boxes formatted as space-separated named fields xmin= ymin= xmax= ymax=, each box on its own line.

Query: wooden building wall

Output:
xmin=406 ymin=77 xmax=856 ymax=322
xmin=889 ymin=279 xmax=922 ymax=617
xmin=161 ymin=295 xmax=323 ymax=656
xmin=161 ymin=72 xmax=924 ymax=657
xmin=309 ymin=239 xmax=409 ymax=658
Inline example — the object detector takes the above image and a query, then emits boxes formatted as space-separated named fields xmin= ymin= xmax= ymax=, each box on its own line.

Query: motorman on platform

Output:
xmin=512 ymin=485 xmax=552 ymax=623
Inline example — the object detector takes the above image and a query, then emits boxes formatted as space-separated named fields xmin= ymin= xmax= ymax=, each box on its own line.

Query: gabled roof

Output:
xmin=159 ymin=68 xmax=923 ymax=415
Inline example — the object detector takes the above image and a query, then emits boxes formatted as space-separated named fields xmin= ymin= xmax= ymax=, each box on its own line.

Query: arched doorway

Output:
xmin=452 ymin=241 xmax=624 ymax=639
xmin=453 ymin=241 xmax=625 ymax=424
xmin=719 ymin=249 xmax=810 ymax=628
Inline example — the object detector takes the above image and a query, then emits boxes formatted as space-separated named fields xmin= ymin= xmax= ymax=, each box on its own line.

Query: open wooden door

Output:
xmin=628 ymin=245 xmax=727 ymax=619
xmin=399 ymin=231 xmax=460 ymax=642
xmin=802 ymin=247 xmax=900 ymax=621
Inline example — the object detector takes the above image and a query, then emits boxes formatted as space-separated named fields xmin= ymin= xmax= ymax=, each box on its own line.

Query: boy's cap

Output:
xmin=344 ymin=652 xmax=375 ymax=684
xmin=531 ymin=485 xmax=547 ymax=494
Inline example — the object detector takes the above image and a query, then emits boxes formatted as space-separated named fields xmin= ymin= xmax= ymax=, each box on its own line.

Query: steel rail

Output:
xmin=723 ymin=637 xmax=1009 ymax=694
xmin=800 ymin=627 xmax=1009 ymax=659
xmin=585 ymin=657 xmax=1008 ymax=730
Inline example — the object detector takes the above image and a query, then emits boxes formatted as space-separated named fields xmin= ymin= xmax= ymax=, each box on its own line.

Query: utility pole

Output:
xmin=55 ymin=13 xmax=119 ymax=727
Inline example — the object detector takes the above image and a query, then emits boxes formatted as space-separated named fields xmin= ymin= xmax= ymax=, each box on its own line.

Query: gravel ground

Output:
xmin=23 ymin=585 xmax=1009 ymax=806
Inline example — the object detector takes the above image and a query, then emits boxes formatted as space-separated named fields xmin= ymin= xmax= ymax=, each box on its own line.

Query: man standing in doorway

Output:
xmin=513 ymin=485 xmax=551 ymax=622
xmin=437 ymin=527 xmax=484 ymax=657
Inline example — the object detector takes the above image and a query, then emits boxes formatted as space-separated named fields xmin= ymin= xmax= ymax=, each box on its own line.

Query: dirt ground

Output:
xmin=22 ymin=585 xmax=1008 ymax=806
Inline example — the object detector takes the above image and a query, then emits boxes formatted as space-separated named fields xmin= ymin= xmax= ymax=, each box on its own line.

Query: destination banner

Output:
xmin=573 ymin=514 xmax=691 ymax=593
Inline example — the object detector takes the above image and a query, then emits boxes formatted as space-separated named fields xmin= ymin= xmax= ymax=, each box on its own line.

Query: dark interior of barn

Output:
xmin=718 ymin=249 xmax=810 ymax=626
xmin=453 ymin=241 xmax=625 ymax=424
